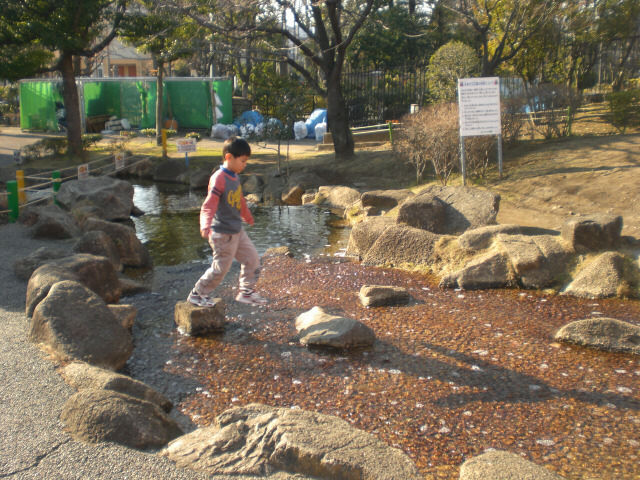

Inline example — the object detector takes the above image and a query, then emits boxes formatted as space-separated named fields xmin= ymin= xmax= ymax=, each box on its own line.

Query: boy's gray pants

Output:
xmin=194 ymin=229 xmax=261 ymax=295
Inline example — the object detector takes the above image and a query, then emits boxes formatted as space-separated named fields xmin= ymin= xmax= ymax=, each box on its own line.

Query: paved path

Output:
xmin=0 ymin=127 xmax=65 ymax=167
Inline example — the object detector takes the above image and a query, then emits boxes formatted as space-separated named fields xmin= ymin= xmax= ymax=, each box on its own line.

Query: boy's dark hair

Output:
xmin=222 ymin=137 xmax=251 ymax=160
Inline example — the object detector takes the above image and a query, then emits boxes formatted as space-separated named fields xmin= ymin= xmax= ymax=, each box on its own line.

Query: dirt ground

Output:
xmin=485 ymin=134 xmax=640 ymax=239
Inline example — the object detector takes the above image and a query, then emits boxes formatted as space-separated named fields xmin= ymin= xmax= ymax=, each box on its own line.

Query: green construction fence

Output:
xmin=19 ymin=77 xmax=233 ymax=132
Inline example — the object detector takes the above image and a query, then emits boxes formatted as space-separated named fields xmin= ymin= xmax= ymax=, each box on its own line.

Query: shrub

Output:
xmin=185 ymin=131 xmax=201 ymax=141
xmin=395 ymin=103 xmax=460 ymax=185
xmin=501 ymin=96 xmax=527 ymax=145
xmin=82 ymin=133 xmax=102 ymax=148
xmin=141 ymin=128 xmax=156 ymax=137
xmin=120 ymin=131 xmax=137 ymax=139
xmin=427 ymin=41 xmax=480 ymax=102
xmin=526 ymin=84 xmax=583 ymax=138
xmin=607 ymin=89 xmax=640 ymax=134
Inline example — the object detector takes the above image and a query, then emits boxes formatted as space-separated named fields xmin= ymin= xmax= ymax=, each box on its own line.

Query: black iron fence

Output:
xmin=342 ymin=65 xmax=429 ymax=128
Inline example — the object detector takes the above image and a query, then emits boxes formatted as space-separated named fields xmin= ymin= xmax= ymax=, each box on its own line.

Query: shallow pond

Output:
xmin=130 ymin=182 xmax=351 ymax=265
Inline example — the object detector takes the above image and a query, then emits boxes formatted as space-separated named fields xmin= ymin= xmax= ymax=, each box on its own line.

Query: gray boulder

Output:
xmin=154 ymin=159 xmax=188 ymax=183
xmin=73 ymin=230 xmax=122 ymax=272
xmin=56 ymin=177 xmax=135 ymax=221
xmin=84 ymin=218 xmax=152 ymax=268
xmin=362 ymin=224 xmax=442 ymax=267
xmin=287 ymin=171 xmax=330 ymax=191
xmin=346 ymin=216 xmax=396 ymax=259
xmin=241 ymin=173 xmax=263 ymax=194
xmin=61 ymin=389 xmax=182 ymax=449
xmin=460 ymin=450 xmax=565 ymax=480
xmin=412 ymin=185 xmax=500 ymax=234
xmin=561 ymin=214 xmax=623 ymax=252
xmin=554 ymin=317 xmax=640 ymax=355
xmin=174 ymin=300 xmax=225 ymax=336
xmin=563 ymin=252 xmax=634 ymax=298
xmin=361 ymin=189 xmax=414 ymax=211
xmin=19 ymin=204 xmax=81 ymax=239
xmin=397 ymin=191 xmax=447 ymax=232
xmin=29 ymin=280 xmax=132 ymax=370
xmin=282 ymin=185 xmax=305 ymax=205
xmin=325 ymin=186 xmax=362 ymax=211
xmin=162 ymin=403 xmax=421 ymax=479
xmin=496 ymin=234 xmax=570 ymax=288
xmin=26 ymin=254 xmax=122 ymax=316
xmin=359 ymin=285 xmax=410 ymax=307
xmin=177 ymin=167 xmax=212 ymax=189
xmin=12 ymin=246 xmax=72 ymax=281
xmin=458 ymin=224 xmax=522 ymax=251
xmin=441 ymin=251 xmax=513 ymax=290
xmin=262 ymin=175 xmax=286 ymax=206
xmin=295 ymin=306 xmax=375 ymax=348
xmin=60 ymin=362 xmax=172 ymax=412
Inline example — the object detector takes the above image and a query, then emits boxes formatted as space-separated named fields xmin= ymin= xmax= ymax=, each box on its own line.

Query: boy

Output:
xmin=187 ymin=137 xmax=268 ymax=307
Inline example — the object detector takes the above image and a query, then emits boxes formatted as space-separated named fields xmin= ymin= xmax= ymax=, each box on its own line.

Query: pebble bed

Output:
xmin=164 ymin=255 xmax=640 ymax=479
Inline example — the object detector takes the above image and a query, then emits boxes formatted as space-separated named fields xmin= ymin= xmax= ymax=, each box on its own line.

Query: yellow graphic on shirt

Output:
xmin=227 ymin=185 xmax=243 ymax=210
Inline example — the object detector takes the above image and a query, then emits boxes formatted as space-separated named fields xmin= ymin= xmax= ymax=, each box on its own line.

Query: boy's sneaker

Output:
xmin=187 ymin=290 xmax=217 ymax=307
xmin=236 ymin=289 xmax=268 ymax=305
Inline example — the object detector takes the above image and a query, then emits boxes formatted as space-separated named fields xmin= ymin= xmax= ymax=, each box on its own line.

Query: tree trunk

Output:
xmin=156 ymin=60 xmax=164 ymax=147
xmin=61 ymin=53 xmax=84 ymax=157
xmin=326 ymin=75 xmax=354 ymax=158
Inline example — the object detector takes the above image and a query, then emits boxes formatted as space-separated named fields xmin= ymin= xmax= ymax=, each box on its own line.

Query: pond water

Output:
xmin=130 ymin=182 xmax=352 ymax=266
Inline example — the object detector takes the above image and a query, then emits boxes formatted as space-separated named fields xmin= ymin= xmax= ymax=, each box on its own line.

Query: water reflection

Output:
xmin=131 ymin=182 xmax=351 ymax=266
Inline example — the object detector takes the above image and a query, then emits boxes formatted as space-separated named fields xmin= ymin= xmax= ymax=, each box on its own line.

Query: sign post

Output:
xmin=176 ymin=137 xmax=197 ymax=167
xmin=457 ymin=77 xmax=502 ymax=185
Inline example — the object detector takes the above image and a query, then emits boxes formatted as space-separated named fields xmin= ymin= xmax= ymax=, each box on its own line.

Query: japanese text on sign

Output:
xmin=176 ymin=137 xmax=197 ymax=153
xmin=458 ymin=77 xmax=501 ymax=137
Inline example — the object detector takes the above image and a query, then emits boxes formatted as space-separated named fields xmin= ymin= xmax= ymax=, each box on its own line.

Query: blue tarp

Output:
xmin=305 ymin=109 xmax=327 ymax=138
xmin=234 ymin=110 xmax=265 ymax=127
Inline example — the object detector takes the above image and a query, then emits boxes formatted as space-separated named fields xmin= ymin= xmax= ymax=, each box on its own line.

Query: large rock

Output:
xmin=496 ymin=234 xmax=570 ymax=288
xmin=26 ymin=254 xmax=122 ymax=316
xmin=411 ymin=185 xmax=500 ymax=234
xmin=362 ymin=224 xmax=442 ymax=267
xmin=19 ymin=204 xmax=81 ymax=239
xmin=241 ymin=173 xmax=263 ymax=194
xmin=295 ymin=306 xmax=375 ymax=348
xmin=84 ymin=218 xmax=152 ymax=268
xmin=458 ymin=224 xmax=523 ymax=251
xmin=174 ymin=300 xmax=226 ymax=336
xmin=262 ymin=175 xmax=286 ymax=206
xmin=561 ymin=214 xmax=623 ymax=252
xmin=359 ymin=285 xmax=410 ymax=307
xmin=56 ymin=177 xmax=135 ymax=221
xmin=441 ymin=251 xmax=513 ymax=290
xmin=324 ymin=186 xmax=362 ymax=211
xmin=60 ymin=362 xmax=172 ymax=412
xmin=397 ymin=191 xmax=447 ymax=232
xmin=563 ymin=251 xmax=633 ymax=298
xmin=61 ymin=389 xmax=182 ymax=449
xmin=345 ymin=216 xmax=396 ymax=259
xmin=281 ymin=185 xmax=305 ymax=205
xmin=154 ymin=159 xmax=188 ymax=183
xmin=107 ymin=304 xmax=137 ymax=330
xmin=554 ymin=317 xmax=640 ymax=355
xmin=162 ymin=403 xmax=421 ymax=479
xmin=73 ymin=230 xmax=122 ymax=272
xmin=361 ymin=189 xmax=414 ymax=211
xmin=29 ymin=280 xmax=132 ymax=370
xmin=460 ymin=450 xmax=565 ymax=480
xmin=12 ymin=246 xmax=72 ymax=281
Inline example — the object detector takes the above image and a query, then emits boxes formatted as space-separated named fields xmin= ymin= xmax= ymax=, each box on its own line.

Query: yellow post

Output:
xmin=162 ymin=129 xmax=168 ymax=157
xmin=16 ymin=170 xmax=26 ymax=204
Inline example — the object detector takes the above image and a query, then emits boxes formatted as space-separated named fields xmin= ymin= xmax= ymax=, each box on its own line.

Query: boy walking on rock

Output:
xmin=188 ymin=137 xmax=268 ymax=307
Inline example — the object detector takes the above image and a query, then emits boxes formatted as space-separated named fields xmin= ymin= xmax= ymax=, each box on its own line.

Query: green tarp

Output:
xmin=19 ymin=77 xmax=233 ymax=132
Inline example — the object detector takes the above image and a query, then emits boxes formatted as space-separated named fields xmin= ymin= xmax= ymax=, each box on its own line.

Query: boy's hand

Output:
xmin=200 ymin=227 xmax=210 ymax=239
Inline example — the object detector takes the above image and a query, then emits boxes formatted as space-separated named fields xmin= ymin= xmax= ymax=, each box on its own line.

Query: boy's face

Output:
xmin=225 ymin=153 xmax=250 ymax=174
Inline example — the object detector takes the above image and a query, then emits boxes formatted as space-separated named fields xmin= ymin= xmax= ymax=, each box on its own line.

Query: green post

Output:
xmin=388 ymin=122 xmax=394 ymax=145
xmin=52 ymin=171 xmax=61 ymax=206
xmin=7 ymin=180 xmax=19 ymax=223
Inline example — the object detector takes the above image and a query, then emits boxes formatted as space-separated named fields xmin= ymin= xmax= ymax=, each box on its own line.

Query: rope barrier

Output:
xmin=2 ymin=147 xmax=157 ymax=222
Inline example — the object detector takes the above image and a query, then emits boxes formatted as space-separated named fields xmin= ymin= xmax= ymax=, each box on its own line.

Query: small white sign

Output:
xmin=176 ymin=137 xmax=197 ymax=153
xmin=13 ymin=150 xmax=21 ymax=164
xmin=115 ymin=152 xmax=126 ymax=170
xmin=78 ymin=164 xmax=89 ymax=180
xmin=458 ymin=77 xmax=501 ymax=137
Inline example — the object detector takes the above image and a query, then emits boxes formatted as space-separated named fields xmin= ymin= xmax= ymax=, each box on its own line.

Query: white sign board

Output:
xmin=78 ymin=164 xmax=89 ymax=180
xmin=176 ymin=137 xmax=197 ymax=153
xmin=115 ymin=152 xmax=126 ymax=170
xmin=458 ymin=77 xmax=501 ymax=137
